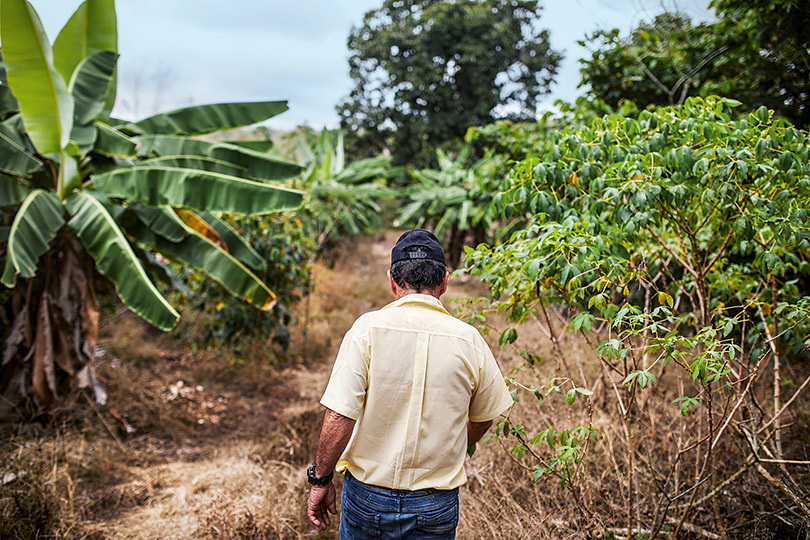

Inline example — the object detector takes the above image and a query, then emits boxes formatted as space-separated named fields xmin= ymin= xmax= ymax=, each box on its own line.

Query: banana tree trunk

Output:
xmin=1 ymin=238 xmax=105 ymax=417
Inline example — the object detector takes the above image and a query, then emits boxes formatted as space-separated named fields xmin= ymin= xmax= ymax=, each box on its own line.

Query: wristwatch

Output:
xmin=307 ymin=464 xmax=334 ymax=486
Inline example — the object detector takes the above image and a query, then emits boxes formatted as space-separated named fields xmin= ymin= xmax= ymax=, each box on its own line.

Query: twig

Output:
xmin=83 ymin=391 xmax=128 ymax=456
xmin=758 ymin=372 xmax=810 ymax=435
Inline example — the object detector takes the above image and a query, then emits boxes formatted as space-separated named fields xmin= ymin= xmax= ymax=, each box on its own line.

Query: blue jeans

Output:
xmin=340 ymin=472 xmax=459 ymax=539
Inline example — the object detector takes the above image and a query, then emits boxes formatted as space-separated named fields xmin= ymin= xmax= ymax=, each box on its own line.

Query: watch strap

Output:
xmin=307 ymin=464 xmax=334 ymax=486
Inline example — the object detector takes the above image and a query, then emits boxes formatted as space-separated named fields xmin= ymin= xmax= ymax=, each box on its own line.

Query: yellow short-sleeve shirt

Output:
xmin=320 ymin=293 xmax=513 ymax=490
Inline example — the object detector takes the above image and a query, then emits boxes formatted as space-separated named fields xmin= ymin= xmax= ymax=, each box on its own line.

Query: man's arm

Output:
xmin=307 ymin=408 xmax=356 ymax=530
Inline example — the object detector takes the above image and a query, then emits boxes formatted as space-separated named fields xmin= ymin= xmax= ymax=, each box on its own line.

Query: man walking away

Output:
xmin=307 ymin=228 xmax=513 ymax=539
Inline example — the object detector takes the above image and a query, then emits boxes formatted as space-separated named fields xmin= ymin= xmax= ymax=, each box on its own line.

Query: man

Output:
xmin=306 ymin=228 xmax=513 ymax=539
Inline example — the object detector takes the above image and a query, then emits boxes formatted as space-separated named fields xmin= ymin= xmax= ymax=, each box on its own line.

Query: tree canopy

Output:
xmin=579 ymin=1 xmax=810 ymax=127
xmin=337 ymin=0 xmax=562 ymax=167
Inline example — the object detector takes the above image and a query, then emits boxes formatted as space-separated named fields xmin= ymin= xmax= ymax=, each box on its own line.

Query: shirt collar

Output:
xmin=381 ymin=293 xmax=450 ymax=315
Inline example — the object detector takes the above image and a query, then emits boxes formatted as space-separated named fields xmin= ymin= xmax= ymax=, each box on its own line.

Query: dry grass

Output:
xmin=2 ymin=230 xmax=808 ymax=539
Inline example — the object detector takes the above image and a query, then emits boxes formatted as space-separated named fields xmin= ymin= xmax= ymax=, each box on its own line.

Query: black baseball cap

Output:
xmin=391 ymin=229 xmax=446 ymax=266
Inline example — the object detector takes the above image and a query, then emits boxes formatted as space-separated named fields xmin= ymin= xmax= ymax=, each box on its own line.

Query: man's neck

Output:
xmin=394 ymin=289 xmax=441 ymax=301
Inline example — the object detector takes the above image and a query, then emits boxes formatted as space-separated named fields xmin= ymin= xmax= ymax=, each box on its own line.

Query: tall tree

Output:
xmin=337 ymin=0 xmax=562 ymax=167
xmin=579 ymin=2 xmax=810 ymax=127
xmin=707 ymin=0 xmax=810 ymax=127
xmin=578 ymin=13 xmax=719 ymax=108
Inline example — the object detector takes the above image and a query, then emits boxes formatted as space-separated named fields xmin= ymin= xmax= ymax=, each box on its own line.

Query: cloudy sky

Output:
xmin=28 ymin=0 xmax=713 ymax=130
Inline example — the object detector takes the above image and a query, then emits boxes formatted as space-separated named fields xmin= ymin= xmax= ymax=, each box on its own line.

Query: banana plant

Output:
xmin=292 ymin=129 xmax=399 ymax=259
xmin=0 ymin=0 xmax=303 ymax=413
xmin=394 ymin=146 xmax=500 ymax=267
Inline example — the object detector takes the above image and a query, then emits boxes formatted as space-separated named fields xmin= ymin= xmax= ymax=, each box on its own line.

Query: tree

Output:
xmin=579 ymin=3 xmax=810 ymax=127
xmin=337 ymin=0 xmax=562 ymax=167
xmin=707 ymin=0 xmax=810 ymax=127
xmin=578 ymin=13 xmax=719 ymax=108
xmin=0 ymin=0 xmax=303 ymax=414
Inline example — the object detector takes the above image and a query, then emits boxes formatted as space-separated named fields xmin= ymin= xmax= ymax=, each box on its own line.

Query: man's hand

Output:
xmin=307 ymin=482 xmax=337 ymax=530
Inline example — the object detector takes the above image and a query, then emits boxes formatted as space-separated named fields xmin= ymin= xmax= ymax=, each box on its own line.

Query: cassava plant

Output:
xmin=0 ymin=0 xmax=303 ymax=415
xmin=464 ymin=96 xmax=810 ymax=537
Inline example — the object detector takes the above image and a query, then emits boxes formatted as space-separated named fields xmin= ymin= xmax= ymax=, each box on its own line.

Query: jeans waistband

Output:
xmin=344 ymin=471 xmax=455 ymax=497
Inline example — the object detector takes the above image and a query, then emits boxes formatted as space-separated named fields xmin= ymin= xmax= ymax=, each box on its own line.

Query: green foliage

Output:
xmin=580 ymin=3 xmax=810 ymax=126
xmin=185 ymin=214 xmax=313 ymax=354
xmin=395 ymin=146 xmax=499 ymax=267
xmin=290 ymin=129 xmax=397 ymax=261
xmin=464 ymin=97 xmax=810 ymax=526
xmin=0 ymin=0 xmax=303 ymax=411
xmin=338 ymin=0 xmax=562 ymax=167
xmin=708 ymin=0 xmax=810 ymax=127
xmin=579 ymin=13 xmax=718 ymax=108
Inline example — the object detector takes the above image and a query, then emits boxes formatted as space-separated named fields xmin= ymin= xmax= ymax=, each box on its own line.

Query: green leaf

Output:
xmin=93 ymin=166 xmax=303 ymax=215
xmin=0 ymin=173 xmax=31 ymax=205
xmin=136 ymin=135 xmax=302 ymax=181
xmin=196 ymin=212 xmax=266 ymax=272
xmin=499 ymin=327 xmax=518 ymax=347
xmin=1 ymin=189 xmax=64 ymax=287
xmin=66 ymin=190 xmax=179 ymax=331
xmin=128 ymin=203 xmax=187 ymax=242
xmin=0 ymin=126 xmax=40 ymax=176
xmin=221 ymin=140 xmax=273 ymax=153
xmin=0 ymin=225 xmax=10 ymax=243
xmin=0 ymin=52 xmax=20 ymax=115
xmin=135 ymin=155 xmax=246 ymax=177
xmin=93 ymin=121 xmax=137 ymax=157
xmin=59 ymin=143 xmax=81 ymax=197
xmin=565 ymin=388 xmax=576 ymax=405
xmin=68 ymin=50 xmax=118 ymax=125
xmin=70 ymin=122 xmax=96 ymax=154
xmin=527 ymin=258 xmax=540 ymax=280
xmin=52 ymin=0 xmax=117 ymax=115
xmin=122 ymin=101 xmax=289 ymax=137
xmin=131 ymin=221 xmax=277 ymax=310
xmin=1 ymin=0 xmax=74 ymax=156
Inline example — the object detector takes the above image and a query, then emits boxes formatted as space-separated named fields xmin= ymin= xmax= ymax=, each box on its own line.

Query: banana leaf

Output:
xmin=121 ymin=101 xmax=289 ymax=137
xmin=0 ymin=127 xmax=40 ymax=176
xmin=0 ymin=172 xmax=33 ymax=207
xmin=173 ymin=208 xmax=225 ymax=248
xmin=69 ymin=51 xmax=118 ymax=125
xmin=52 ymin=0 xmax=117 ymax=117
xmin=136 ymin=135 xmax=302 ymax=181
xmin=222 ymin=140 xmax=273 ymax=153
xmin=94 ymin=121 xmax=137 ymax=157
xmin=0 ymin=52 xmax=20 ymax=116
xmin=93 ymin=166 xmax=303 ymax=215
xmin=66 ymin=190 xmax=180 ymax=331
xmin=130 ymin=221 xmax=277 ymax=310
xmin=0 ymin=0 xmax=73 ymax=156
xmin=1 ymin=189 xmax=65 ymax=287
xmin=130 ymin=242 xmax=190 ymax=296
xmin=135 ymin=155 xmax=246 ymax=177
xmin=196 ymin=211 xmax=266 ymax=272
xmin=70 ymin=123 xmax=97 ymax=154
xmin=433 ymin=207 xmax=458 ymax=241
xmin=128 ymin=202 xmax=187 ymax=242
